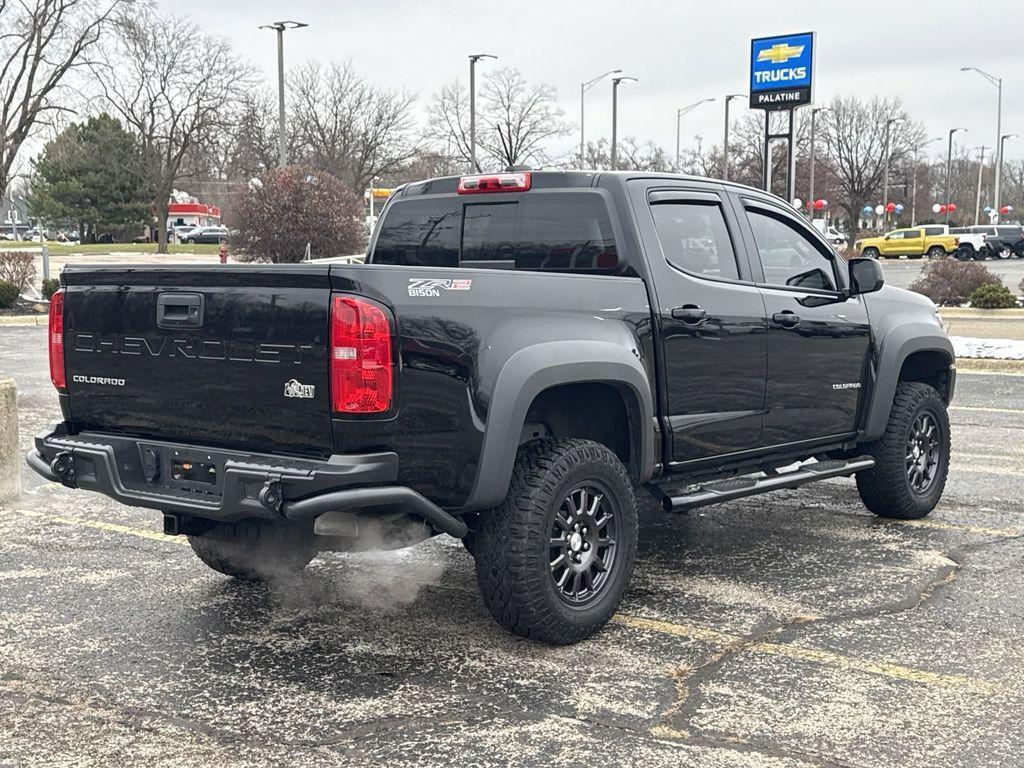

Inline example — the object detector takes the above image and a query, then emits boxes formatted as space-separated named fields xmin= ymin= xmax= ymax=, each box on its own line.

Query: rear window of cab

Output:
xmin=371 ymin=193 xmax=621 ymax=274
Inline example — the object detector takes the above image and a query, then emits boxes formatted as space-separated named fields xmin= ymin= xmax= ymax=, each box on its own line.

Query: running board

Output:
xmin=651 ymin=456 xmax=875 ymax=514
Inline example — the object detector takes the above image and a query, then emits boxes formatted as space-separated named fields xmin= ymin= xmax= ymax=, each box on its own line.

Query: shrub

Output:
xmin=969 ymin=283 xmax=1018 ymax=309
xmin=0 ymin=251 xmax=35 ymax=289
xmin=232 ymin=165 xmax=366 ymax=263
xmin=0 ymin=280 xmax=19 ymax=309
xmin=909 ymin=260 xmax=1001 ymax=306
xmin=41 ymin=278 xmax=60 ymax=300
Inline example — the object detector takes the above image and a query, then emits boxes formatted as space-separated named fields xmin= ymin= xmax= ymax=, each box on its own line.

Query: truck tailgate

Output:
xmin=61 ymin=265 xmax=334 ymax=457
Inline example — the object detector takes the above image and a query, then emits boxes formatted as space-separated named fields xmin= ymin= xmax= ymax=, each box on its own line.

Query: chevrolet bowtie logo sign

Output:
xmin=757 ymin=43 xmax=805 ymax=64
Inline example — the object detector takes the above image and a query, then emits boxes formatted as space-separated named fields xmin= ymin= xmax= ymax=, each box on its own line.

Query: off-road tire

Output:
xmin=856 ymin=382 xmax=950 ymax=520
xmin=862 ymin=247 xmax=880 ymax=259
xmin=473 ymin=438 xmax=638 ymax=645
xmin=188 ymin=519 xmax=319 ymax=580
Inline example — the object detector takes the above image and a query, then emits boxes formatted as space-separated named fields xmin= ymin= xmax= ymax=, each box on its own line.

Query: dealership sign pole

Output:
xmin=749 ymin=32 xmax=815 ymax=204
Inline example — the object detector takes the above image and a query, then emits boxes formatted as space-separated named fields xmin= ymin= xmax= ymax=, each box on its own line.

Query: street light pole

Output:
xmin=675 ymin=98 xmax=715 ymax=170
xmin=722 ymin=93 xmax=745 ymax=181
xmin=610 ymin=76 xmax=637 ymax=169
xmin=945 ymin=127 xmax=967 ymax=224
xmin=469 ymin=53 xmax=497 ymax=172
xmin=580 ymin=69 xmax=621 ymax=169
xmin=881 ymin=117 xmax=905 ymax=228
xmin=259 ymin=20 xmax=308 ymax=167
xmin=974 ymin=146 xmax=987 ymax=225
xmin=808 ymin=106 xmax=829 ymax=218
xmin=961 ymin=67 xmax=1003 ymax=220
xmin=999 ymin=133 xmax=1019 ymax=219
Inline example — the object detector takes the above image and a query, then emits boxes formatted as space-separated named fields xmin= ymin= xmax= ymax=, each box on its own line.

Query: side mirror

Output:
xmin=848 ymin=257 xmax=885 ymax=295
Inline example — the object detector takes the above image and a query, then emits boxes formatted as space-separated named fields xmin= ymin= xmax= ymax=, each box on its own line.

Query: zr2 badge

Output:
xmin=407 ymin=278 xmax=472 ymax=298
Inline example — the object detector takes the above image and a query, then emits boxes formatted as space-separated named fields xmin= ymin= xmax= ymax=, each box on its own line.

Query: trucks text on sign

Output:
xmin=749 ymin=32 xmax=815 ymax=111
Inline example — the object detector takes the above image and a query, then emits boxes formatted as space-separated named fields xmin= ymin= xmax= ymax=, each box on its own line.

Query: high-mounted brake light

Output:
xmin=457 ymin=172 xmax=531 ymax=194
xmin=48 ymin=289 xmax=66 ymax=390
xmin=330 ymin=295 xmax=393 ymax=413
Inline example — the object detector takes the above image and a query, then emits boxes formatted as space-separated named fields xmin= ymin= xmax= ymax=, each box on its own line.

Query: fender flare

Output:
xmin=863 ymin=324 xmax=954 ymax=442
xmin=460 ymin=339 xmax=655 ymax=511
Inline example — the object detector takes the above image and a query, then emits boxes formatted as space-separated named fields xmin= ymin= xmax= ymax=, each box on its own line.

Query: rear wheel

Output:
xmin=862 ymin=247 xmax=880 ymax=259
xmin=188 ymin=519 xmax=319 ymax=580
xmin=473 ymin=438 xmax=638 ymax=645
xmin=926 ymin=246 xmax=945 ymax=259
xmin=856 ymin=382 xmax=950 ymax=520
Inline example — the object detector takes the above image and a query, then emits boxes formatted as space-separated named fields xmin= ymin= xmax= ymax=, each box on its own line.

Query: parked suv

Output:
xmin=182 ymin=226 xmax=229 ymax=244
xmin=970 ymin=224 xmax=1024 ymax=259
xmin=29 ymin=171 xmax=955 ymax=645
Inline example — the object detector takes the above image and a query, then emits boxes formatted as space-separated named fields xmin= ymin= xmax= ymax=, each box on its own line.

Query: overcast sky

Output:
xmin=161 ymin=0 xmax=1024 ymax=164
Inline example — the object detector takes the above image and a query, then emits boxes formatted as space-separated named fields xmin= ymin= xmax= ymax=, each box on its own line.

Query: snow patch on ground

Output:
xmin=951 ymin=336 xmax=1024 ymax=360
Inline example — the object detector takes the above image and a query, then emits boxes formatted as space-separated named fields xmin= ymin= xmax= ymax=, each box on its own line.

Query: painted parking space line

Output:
xmin=612 ymin=614 xmax=1009 ymax=696
xmin=897 ymin=517 xmax=1024 ymax=538
xmin=951 ymin=405 xmax=1024 ymax=415
xmin=8 ymin=507 xmax=188 ymax=546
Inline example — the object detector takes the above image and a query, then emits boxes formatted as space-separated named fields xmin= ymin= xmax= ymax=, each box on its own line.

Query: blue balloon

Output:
xmin=862 ymin=205 xmax=873 ymax=214
xmin=895 ymin=204 xmax=904 ymax=213
xmin=983 ymin=206 xmax=992 ymax=213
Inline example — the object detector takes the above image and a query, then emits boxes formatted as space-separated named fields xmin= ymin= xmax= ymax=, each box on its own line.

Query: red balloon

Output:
xmin=813 ymin=199 xmax=825 ymax=210
xmin=1000 ymin=205 xmax=1012 ymax=214
xmin=885 ymin=202 xmax=896 ymax=213
xmin=939 ymin=204 xmax=948 ymax=214
xmin=948 ymin=203 xmax=957 ymax=213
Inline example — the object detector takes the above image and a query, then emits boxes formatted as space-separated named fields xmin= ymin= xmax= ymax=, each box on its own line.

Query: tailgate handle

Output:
xmin=157 ymin=293 xmax=204 ymax=329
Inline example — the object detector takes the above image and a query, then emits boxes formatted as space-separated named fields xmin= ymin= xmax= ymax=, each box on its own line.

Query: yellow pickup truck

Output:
xmin=854 ymin=227 xmax=958 ymax=259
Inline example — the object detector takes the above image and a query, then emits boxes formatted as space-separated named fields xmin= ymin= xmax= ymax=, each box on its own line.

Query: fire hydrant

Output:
xmin=218 ymin=240 xmax=228 ymax=264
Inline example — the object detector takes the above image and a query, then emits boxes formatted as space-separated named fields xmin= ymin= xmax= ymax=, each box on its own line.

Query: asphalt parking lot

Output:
xmin=2 ymin=325 xmax=1023 ymax=768
xmin=876 ymin=254 xmax=1024 ymax=292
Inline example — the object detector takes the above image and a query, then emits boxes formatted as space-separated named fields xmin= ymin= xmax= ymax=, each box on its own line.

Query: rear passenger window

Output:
xmin=923 ymin=226 xmax=943 ymax=236
xmin=650 ymin=201 xmax=740 ymax=280
xmin=372 ymin=193 xmax=619 ymax=273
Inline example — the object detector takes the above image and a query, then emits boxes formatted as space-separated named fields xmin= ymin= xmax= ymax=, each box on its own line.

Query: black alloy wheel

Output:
xmin=549 ymin=484 xmax=620 ymax=605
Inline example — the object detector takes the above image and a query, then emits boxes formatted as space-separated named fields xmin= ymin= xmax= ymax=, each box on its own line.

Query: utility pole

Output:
xmin=722 ymin=94 xmax=744 ymax=181
xmin=974 ymin=146 xmax=987 ymax=225
xmin=580 ymin=69 xmax=621 ymax=169
xmin=881 ymin=117 xmax=905 ymax=229
xmin=675 ymin=98 xmax=715 ymax=170
xmin=998 ymin=134 xmax=1018 ymax=220
xmin=610 ymin=76 xmax=637 ymax=169
xmin=259 ymin=21 xmax=308 ymax=167
xmin=468 ymin=53 xmax=497 ymax=172
xmin=808 ymin=106 xmax=829 ymax=217
xmin=945 ymin=127 xmax=967 ymax=224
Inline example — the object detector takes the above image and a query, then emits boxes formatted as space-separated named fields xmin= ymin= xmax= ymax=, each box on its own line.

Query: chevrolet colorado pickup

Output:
xmin=855 ymin=227 xmax=958 ymax=259
xmin=28 ymin=171 xmax=956 ymax=645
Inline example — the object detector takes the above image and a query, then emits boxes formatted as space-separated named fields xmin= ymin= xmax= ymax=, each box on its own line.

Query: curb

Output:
xmin=956 ymin=357 xmax=1024 ymax=374
xmin=0 ymin=315 xmax=47 ymax=327
xmin=939 ymin=308 xmax=1024 ymax=319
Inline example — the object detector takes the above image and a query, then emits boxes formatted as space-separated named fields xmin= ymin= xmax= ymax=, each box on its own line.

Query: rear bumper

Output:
xmin=26 ymin=423 xmax=466 ymax=538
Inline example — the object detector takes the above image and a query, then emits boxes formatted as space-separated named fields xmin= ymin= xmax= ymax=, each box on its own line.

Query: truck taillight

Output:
xmin=48 ymin=289 xmax=65 ymax=390
xmin=457 ymin=172 xmax=531 ymax=194
xmin=330 ymin=295 xmax=393 ymax=413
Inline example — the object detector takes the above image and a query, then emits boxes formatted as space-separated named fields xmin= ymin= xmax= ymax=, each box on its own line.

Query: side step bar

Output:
xmin=651 ymin=456 xmax=875 ymax=514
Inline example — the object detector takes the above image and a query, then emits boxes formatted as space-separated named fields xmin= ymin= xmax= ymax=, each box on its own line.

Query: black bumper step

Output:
xmin=651 ymin=456 xmax=875 ymax=513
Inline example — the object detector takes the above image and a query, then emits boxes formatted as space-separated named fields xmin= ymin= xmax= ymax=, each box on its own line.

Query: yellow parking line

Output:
xmin=950 ymin=464 xmax=1024 ymax=478
xmin=9 ymin=507 xmax=188 ymax=546
xmin=951 ymin=405 xmax=1024 ymax=415
xmin=612 ymin=614 xmax=1007 ymax=696
xmin=898 ymin=518 xmax=1024 ymax=538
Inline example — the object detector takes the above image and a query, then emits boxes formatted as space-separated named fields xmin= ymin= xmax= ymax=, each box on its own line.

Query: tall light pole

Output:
xmin=910 ymin=137 xmax=942 ymax=226
xmin=722 ymin=93 xmax=745 ymax=181
xmin=610 ymin=75 xmax=637 ymax=169
xmin=259 ymin=21 xmax=308 ymax=167
xmin=961 ymin=67 xmax=1002 ymax=219
xmin=999 ymin=133 xmax=1019 ymax=219
xmin=973 ymin=146 xmax=987 ymax=225
xmin=881 ymin=117 xmax=905 ymax=228
xmin=580 ymin=69 xmax=621 ymax=169
xmin=675 ymin=98 xmax=715 ymax=170
xmin=808 ymin=105 xmax=829 ymax=217
xmin=945 ymin=127 xmax=967 ymax=224
xmin=468 ymin=53 xmax=497 ymax=172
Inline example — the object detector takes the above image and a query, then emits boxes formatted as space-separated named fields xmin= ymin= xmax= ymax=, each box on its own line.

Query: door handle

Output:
xmin=671 ymin=305 xmax=708 ymax=325
xmin=771 ymin=311 xmax=801 ymax=328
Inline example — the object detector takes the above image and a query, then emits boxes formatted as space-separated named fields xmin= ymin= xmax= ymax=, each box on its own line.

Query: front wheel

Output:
xmin=856 ymin=382 xmax=950 ymax=520
xmin=188 ymin=519 xmax=319 ymax=580
xmin=473 ymin=438 xmax=638 ymax=645
xmin=997 ymin=246 xmax=1013 ymax=260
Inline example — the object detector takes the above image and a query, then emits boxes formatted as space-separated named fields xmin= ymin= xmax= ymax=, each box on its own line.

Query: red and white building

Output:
xmin=166 ymin=194 xmax=221 ymax=231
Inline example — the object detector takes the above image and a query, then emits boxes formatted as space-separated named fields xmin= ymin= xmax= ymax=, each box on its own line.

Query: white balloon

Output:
xmin=875 ymin=205 xmax=884 ymax=215
xmin=792 ymin=198 xmax=802 ymax=209
xmin=931 ymin=203 xmax=941 ymax=214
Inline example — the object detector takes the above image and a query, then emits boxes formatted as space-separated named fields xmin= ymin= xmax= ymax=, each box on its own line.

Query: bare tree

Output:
xmin=0 ymin=0 xmax=132 ymax=199
xmin=819 ymin=96 xmax=923 ymax=238
xmin=426 ymin=68 xmax=571 ymax=172
xmin=97 ymin=10 xmax=253 ymax=252
xmin=582 ymin=137 xmax=670 ymax=171
xmin=288 ymin=61 xmax=417 ymax=192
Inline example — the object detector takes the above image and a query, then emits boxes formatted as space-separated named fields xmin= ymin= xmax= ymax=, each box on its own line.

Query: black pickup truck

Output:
xmin=29 ymin=170 xmax=956 ymax=644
